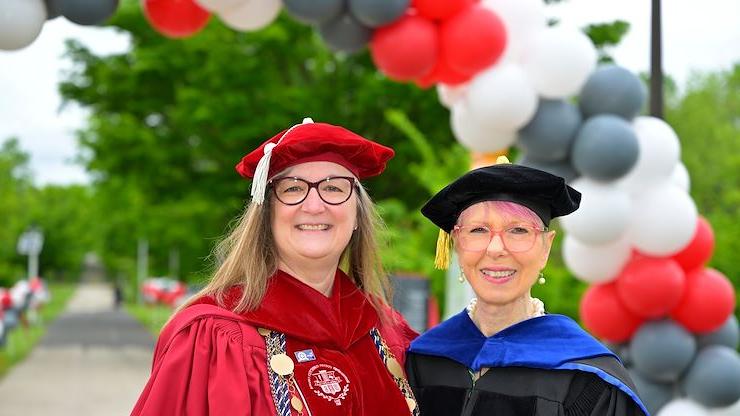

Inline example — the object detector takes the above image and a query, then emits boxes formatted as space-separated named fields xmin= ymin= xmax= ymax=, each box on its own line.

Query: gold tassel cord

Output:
xmin=434 ymin=230 xmax=452 ymax=270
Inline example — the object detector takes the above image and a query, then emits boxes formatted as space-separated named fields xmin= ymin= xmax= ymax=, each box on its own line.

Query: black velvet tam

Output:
xmin=421 ymin=163 xmax=581 ymax=231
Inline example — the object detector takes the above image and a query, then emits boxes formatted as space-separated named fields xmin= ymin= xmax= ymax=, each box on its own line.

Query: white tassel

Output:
xmin=250 ymin=143 xmax=276 ymax=204
xmin=250 ymin=117 xmax=315 ymax=204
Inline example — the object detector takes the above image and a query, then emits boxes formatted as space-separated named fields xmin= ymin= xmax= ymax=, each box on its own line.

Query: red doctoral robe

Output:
xmin=131 ymin=269 xmax=418 ymax=415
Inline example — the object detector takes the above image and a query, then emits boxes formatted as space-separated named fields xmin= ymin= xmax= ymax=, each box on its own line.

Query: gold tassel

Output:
xmin=434 ymin=230 xmax=452 ymax=270
xmin=495 ymin=155 xmax=511 ymax=164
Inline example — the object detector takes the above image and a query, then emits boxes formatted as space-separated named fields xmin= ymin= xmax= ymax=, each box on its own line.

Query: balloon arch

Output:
xmin=1 ymin=0 xmax=738 ymax=414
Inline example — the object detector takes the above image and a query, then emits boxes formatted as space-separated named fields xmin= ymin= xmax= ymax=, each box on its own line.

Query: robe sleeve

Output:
xmin=131 ymin=316 xmax=256 ymax=416
xmin=564 ymin=372 xmax=645 ymax=416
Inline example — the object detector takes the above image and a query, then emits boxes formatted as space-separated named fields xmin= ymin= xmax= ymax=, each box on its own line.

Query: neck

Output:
xmin=278 ymin=259 xmax=338 ymax=296
xmin=471 ymin=295 xmax=531 ymax=338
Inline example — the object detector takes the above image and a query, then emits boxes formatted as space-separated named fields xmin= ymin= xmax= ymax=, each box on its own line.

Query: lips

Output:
xmin=480 ymin=268 xmax=516 ymax=284
xmin=296 ymin=224 xmax=331 ymax=231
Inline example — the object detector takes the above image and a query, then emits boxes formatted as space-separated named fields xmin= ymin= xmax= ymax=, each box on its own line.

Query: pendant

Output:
xmin=270 ymin=354 xmax=295 ymax=376
xmin=290 ymin=395 xmax=304 ymax=413
xmin=406 ymin=397 xmax=417 ymax=411
xmin=386 ymin=357 xmax=404 ymax=379
xmin=257 ymin=327 xmax=272 ymax=336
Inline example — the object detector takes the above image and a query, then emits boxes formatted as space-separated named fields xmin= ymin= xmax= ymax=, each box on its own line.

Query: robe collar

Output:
xmin=200 ymin=269 xmax=379 ymax=350
xmin=409 ymin=310 xmax=616 ymax=372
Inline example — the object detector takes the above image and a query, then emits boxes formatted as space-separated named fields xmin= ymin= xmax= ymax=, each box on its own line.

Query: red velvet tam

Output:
xmin=235 ymin=120 xmax=394 ymax=180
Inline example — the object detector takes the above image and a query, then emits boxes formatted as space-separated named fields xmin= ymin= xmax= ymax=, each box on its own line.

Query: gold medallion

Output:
xmin=270 ymin=354 xmax=295 ymax=376
xmin=386 ymin=357 xmax=404 ymax=379
xmin=290 ymin=396 xmax=304 ymax=412
xmin=257 ymin=327 xmax=271 ymax=336
xmin=406 ymin=397 xmax=417 ymax=411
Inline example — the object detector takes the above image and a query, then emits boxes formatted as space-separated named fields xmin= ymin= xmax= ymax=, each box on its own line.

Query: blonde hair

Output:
xmin=181 ymin=184 xmax=392 ymax=317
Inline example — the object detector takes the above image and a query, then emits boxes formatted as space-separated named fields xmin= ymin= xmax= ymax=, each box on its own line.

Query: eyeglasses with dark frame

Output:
xmin=452 ymin=223 xmax=549 ymax=253
xmin=269 ymin=176 xmax=359 ymax=206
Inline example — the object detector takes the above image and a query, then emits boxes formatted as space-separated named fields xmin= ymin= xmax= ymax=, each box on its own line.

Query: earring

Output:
xmin=458 ymin=271 xmax=465 ymax=283
xmin=538 ymin=272 xmax=546 ymax=285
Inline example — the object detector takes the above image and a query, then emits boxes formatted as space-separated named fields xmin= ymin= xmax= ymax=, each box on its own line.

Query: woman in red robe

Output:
xmin=131 ymin=118 xmax=419 ymax=416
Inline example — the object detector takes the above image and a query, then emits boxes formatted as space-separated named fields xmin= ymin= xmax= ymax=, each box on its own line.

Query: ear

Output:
xmin=540 ymin=230 xmax=556 ymax=268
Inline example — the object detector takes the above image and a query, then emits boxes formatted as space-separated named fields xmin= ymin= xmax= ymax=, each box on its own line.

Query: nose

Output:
xmin=486 ymin=232 xmax=508 ymax=256
xmin=300 ymin=188 xmax=326 ymax=213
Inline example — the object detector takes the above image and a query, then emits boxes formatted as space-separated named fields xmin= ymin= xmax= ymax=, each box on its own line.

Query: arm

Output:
xmin=131 ymin=315 xmax=253 ymax=415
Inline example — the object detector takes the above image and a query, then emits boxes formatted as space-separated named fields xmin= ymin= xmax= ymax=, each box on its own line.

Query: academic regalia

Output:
xmin=406 ymin=311 xmax=649 ymax=416
xmin=131 ymin=269 xmax=419 ymax=416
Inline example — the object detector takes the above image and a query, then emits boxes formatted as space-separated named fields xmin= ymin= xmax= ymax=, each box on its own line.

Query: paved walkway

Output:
xmin=0 ymin=283 xmax=156 ymax=415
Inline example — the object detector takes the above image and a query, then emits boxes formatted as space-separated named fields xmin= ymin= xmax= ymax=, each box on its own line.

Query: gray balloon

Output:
xmin=349 ymin=0 xmax=409 ymax=28
xmin=517 ymin=154 xmax=579 ymax=183
xmin=571 ymin=114 xmax=639 ymax=181
xmin=630 ymin=320 xmax=696 ymax=383
xmin=628 ymin=368 xmax=675 ymax=415
xmin=682 ymin=346 xmax=740 ymax=408
xmin=284 ymin=0 xmax=345 ymax=25
xmin=319 ymin=14 xmax=372 ymax=53
xmin=698 ymin=315 xmax=739 ymax=350
xmin=518 ymin=99 xmax=582 ymax=162
xmin=579 ymin=65 xmax=647 ymax=120
xmin=44 ymin=0 xmax=63 ymax=19
xmin=60 ymin=0 xmax=118 ymax=26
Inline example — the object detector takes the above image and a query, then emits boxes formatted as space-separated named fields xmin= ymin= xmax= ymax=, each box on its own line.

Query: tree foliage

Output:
xmin=58 ymin=0 xmax=456 ymax=283
xmin=4 ymin=0 xmax=735 ymax=320
xmin=666 ymin=64 xmax=740 ymax=303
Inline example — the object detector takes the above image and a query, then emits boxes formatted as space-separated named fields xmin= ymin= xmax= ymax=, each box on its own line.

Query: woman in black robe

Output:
xmin=406 ymin=158 xmax=648 ymax=416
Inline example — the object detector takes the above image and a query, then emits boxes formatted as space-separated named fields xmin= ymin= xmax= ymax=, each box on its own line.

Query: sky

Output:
xmin=1 ymin=0 xmax=739 ymax=186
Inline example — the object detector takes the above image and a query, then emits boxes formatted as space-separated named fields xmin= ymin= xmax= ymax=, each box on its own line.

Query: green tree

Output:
xmin=59 ymin=0 xmax=454 ymax=282
xmin=666 ymin=64 xmax=740 ymax=306
xmin=0 ymin=138 xmax=34 ymax=286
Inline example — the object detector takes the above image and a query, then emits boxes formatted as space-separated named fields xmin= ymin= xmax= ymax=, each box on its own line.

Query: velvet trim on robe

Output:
xmin=131 ymin=269 xmax=418 ymax=416
xmin=408 ymin=311 xmax=648 ymax=415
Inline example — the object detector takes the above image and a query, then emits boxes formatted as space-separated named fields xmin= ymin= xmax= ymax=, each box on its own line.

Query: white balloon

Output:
xmin=195 ymin=0 xmax=245 ymax=13
xmin=657 ymin=399 xmax=709 ymax=416
xmin=0 ymin=0 xmax=46 ymax=51
xmin=563 ymin=235 xmax=631 ymax=284
xmin=481 ymin=0 xmax=546 ymax=63
xmin=522 ymin=27 xmax=597 ymax=99
xmin=451 ymin=102 xmax=517 ymax=152
xmin=219 ymin=0 xmax=281 ymax=31
xmin=627 ymin=185 xmax=698 ymax=256
xmin=671 ymin=162 xmax=691 ymax=192
xmin=559 ymin=177 xmax=632 ymax=245
xmin=708 ymin=398 xmax=740 ymax=416
xmin=437 ymin=83 xmax=468 ymax=109
xmin=618 ymin=116 xmax=682 ymax=194
xmin=465 ymin=63 xmax=538 ymax=132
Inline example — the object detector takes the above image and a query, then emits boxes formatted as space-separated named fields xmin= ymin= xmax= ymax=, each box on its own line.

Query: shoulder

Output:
xmin=154 ymin=303 xmax=265 ymax=360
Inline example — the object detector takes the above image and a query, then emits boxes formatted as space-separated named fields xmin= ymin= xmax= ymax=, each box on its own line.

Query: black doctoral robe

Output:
xmin=406 ymin=312 xmax=648 ymax=416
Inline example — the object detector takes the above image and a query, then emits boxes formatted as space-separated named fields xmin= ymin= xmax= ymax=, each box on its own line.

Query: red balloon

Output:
xmin=672 ymin=216 xmax=715 ymax=271
xmin=370 ymin=14 xmax=439 ymax=82
xmin=143 ymin=0 xmax=210 ymax=39
xmin=439 ymin=5 xmax=507 ymax=77
xmin=415 ymin=57 xmax=471 ymax=87
xmin=671 ymin=268 xmax=736 ymax=334
xmin=615 ymin=256 xmax=686 ymax=319
xmin=412 ymin=0 xmax=475 ymax=21
xmin=580 ymin=283 xmax=644 ymax=343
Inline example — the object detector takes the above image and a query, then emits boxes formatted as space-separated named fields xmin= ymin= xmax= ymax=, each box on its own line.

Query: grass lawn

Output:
xmin=0 ymin=283 xmax=76 ymax=378
xmin=125 ymin=303 xmax=174 ymax=336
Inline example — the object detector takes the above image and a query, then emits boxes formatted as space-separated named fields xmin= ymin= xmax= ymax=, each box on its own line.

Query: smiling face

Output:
xmin=454 ymin=201 xmax=555 ymax=307
xmin=270 ymin=161 xmax=358 ymax=270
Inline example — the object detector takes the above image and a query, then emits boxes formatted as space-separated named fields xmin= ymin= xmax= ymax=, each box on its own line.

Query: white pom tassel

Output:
xmin=250 ymin=117 xmax=314 ymax=205
xmin=250 ymin=142 xmax=276 ymax=205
